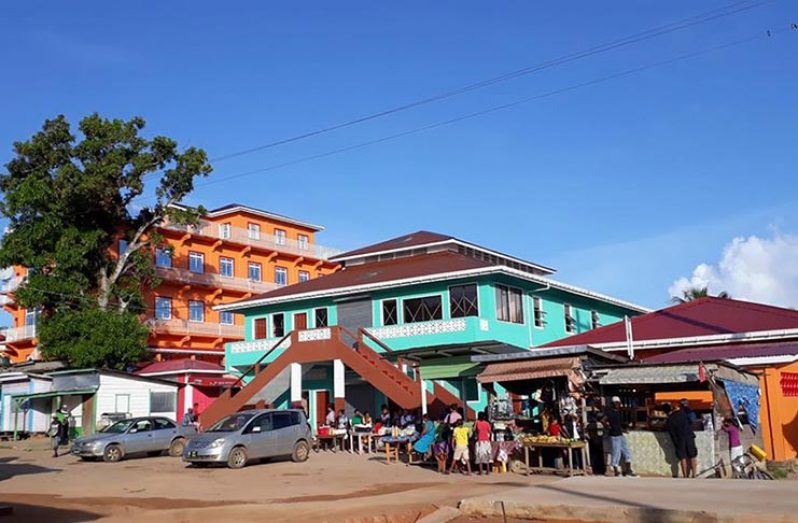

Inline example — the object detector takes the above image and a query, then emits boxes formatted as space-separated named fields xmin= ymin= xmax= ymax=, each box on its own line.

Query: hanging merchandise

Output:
xmin=723 ymin=380 xmax=760 ymax=433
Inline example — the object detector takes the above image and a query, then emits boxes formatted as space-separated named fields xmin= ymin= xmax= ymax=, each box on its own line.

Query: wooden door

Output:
xmin=294 ymin=312 xmax=308 ymax=331
xmin=315 ymin=390 xmax=330 ymax=428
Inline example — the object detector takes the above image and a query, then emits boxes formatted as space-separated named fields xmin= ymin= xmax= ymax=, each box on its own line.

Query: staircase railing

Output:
xmin=229 ymin=330 xmax=293 ymax=392
xmin=358 ymin=327 xmax=395 ymax=354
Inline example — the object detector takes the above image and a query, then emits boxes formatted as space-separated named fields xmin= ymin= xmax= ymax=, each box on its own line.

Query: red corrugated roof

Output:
xmin=544 ymin=297 xmax=798 ymax=347
xmin=227 ymin=251 xmax=491 ymax=306
xmin=331 ymin=230 xmax=454 ymax=260
xmin=642 ymin=341 xmax=798 ymax=364
xmin=136 ymin=359 xmax=225 ymax=375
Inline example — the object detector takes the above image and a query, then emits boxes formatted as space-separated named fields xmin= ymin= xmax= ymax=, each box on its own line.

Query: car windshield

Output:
xmin=207 ymin=413 xmax=255 ymax=433
xmin=102 ymin=420 xmax=135 ymax=434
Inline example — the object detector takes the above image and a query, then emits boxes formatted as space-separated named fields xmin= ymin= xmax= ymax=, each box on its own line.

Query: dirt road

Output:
xmin=0 ymin=448 xmax=554 ymax=522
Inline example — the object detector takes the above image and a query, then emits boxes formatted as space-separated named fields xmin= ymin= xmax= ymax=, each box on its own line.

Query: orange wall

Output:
xmin=759 ymin=360 xmax=798 ymax=461
xmin=2 ymin=209 xmax=339 ymax=364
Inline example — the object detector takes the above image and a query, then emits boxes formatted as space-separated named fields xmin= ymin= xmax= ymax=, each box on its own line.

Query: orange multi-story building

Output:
xmin=0 ymin=204 xmax=340 ymax=365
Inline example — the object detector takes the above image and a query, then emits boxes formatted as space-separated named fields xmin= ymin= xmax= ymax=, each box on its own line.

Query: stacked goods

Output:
xmin=520 ymin=435 xmax=578 ymax=445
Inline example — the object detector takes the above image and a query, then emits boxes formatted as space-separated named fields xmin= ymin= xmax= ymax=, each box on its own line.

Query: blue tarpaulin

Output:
xmin=723 ymin=380 xmax=760 ymax=433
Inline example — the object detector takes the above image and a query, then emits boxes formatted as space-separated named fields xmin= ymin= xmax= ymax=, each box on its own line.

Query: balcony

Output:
xmin=148 ymin=319 xmax=244 ymax=339
xmin=162 ymin=221 xmax=342 ymax=260
xmin=155 ymin=266 xmax=280 ymax=294
xmin=1 ymin=325 xmax=37 ymax=343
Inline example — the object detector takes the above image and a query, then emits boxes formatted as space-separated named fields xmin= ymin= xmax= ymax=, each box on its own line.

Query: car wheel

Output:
xmin=292 ymin=440 xmax=310 ymax=463
xmin=168 ymin=437 xmax=186 ymax=457
xmin=227 ymin=446 xmax=248 ymax=469
xmin=103 ymin=444 xmax=123 ymax=463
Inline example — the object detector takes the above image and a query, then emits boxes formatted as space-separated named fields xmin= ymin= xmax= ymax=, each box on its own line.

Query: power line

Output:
xmin=180 ymin=25 xmax=794 ymax=191
xmin=208 ymin=0 xmax=777 ymax=163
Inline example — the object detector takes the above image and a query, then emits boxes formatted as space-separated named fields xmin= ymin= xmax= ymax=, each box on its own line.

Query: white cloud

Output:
xmin=669 ymin=231 xmax=798 ymax=308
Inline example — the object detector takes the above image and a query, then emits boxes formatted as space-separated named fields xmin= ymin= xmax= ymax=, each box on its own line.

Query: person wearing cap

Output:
xmin=602 ymin=396 xmax=636 ymax=477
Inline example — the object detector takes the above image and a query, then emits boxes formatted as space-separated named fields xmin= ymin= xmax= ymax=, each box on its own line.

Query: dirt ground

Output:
xmin=0 ymin=448 xmax=557 ymax=523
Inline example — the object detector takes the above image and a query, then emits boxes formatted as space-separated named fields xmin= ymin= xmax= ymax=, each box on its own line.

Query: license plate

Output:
xmin=189 ymin=451 xmax=198 ymax=458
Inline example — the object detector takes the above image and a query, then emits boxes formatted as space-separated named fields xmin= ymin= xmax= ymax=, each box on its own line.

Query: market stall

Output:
xmin=593 ymin=362 xmax=763 ymax=477
xmin=474 ymin=346 xmax=626 ymax=475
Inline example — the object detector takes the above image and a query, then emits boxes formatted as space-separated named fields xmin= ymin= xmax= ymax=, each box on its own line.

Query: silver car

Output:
xmin=183 ymin=409 xmax=311 ymax=469
xmin=71 ymin=416 xmax=193 ymax=462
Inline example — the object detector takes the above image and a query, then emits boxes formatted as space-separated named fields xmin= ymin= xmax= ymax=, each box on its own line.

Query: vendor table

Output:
xmin=351 ymin=432 xmax=379 ymax=454
xmin=522 ymin=441 xmax=590 ymax=477
xmin=381 ymin=436 xmax=418 ymax=464
xmin=316 ymin=433 xmax=346 ymax=452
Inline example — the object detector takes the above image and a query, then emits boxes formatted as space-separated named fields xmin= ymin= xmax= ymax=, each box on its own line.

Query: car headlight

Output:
xmin=209 ymin=438 xmax=226 ymax=449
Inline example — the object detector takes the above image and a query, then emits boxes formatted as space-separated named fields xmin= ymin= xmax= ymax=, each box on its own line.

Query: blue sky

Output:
xmin=1 ymin=1 xmax=796 ymax=313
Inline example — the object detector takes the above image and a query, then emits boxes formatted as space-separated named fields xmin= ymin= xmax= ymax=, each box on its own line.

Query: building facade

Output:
xmin=0 ymin=204 xmax=340 ymax=364
xmin=201 ymin=231 xmax=647 ymax=429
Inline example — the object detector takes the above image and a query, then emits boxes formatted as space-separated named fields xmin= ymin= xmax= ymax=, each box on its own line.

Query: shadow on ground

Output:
xmin=0 ymin=501 xmax=100 ymax=523
xmin=0 ymin=456 xmax=59 ymax=482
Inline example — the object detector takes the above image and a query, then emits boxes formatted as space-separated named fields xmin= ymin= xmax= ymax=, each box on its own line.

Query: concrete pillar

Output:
xmin=184 ymin=377 xmax=194 ymax=415
xmin=290 ymin=363 xmax=302 ymax=403
xmin=420 ymin=368 xmax=428 ymax=416
xmin=333 ymin=359 xmax=345 ymax=411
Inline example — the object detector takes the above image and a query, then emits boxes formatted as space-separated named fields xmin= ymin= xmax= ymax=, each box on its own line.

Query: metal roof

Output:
xmin=642 ymin=341 xmax=798 ymax=365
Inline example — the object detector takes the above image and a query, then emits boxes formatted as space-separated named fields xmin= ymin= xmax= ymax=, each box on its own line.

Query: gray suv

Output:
xmin=183 ymin=409 xmax=311 ymax=469
xmin=71 ymin=417 xmax=193 ymax=462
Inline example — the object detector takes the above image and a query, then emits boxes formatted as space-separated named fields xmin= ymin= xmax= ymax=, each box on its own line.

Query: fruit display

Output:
xmin=519 ymin=435 xmax=578 ymax=445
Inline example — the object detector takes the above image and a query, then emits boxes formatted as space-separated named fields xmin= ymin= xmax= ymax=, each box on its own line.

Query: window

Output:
xmin=272 ymin=411 xmax=296 ymax=429
xmin=298 ymin=270 xmax=310 ymax=283
xmin=246 ymin=413 xmax=273 ymax=433
xmin=449 ymin=284 xmax=479 ymax=318
xmin=533 ymin=296 xmax=545 ymax=328
xmin=118 ymin=239 xmax=129 ymax=256
xmin=220 ymin=311 xmax=234 ymax=325
xmin=189 ymin=300 xmax=205 ymax=322
xmin=189 ymin=252 xmax=204 ymax=273
xmin=382 ymin=299 xmax=398 ymax=326
xmin=24 ymin=309 xmax=40 ymax=326
xmin=155 ymin=248 xmax=172 ymax=268
xmin=254 ymin=318 xmax=267 ymax=339
xmin=154 ymin=418 xmax=176 ymax=430
xmin=219 ymin=257 xmax=234 ymax=278
xmin=150 ymin=392 xmax=176 ymax=413
xmin=298 ymin=234 xmax=309 ymax=251
xmin=114 ymin=394 xmax=130 ymax=414
xmin=219 ymin=223 xmax=231 ymax=239
xmin=272 ymin=313 xmax=285 ymax=338
xmin=591 ymin=310 xmax=601 ymax=330
xmin=155 ymin=297 xmax=172 ymax=320
xmin=248 ymin=223 xmax=261 ymax=240
xmin=495 ymin=285 xmax=524 ymax=324
xmin=131 ymin=419 xmax=152 ymax=432
xmin=315 ymin=308 xmax=328 ymax=328
xmin=274 ymin=228 xmax=286 ymax=245
xmin=275 ymin=267 xmax=288 ymax=286
xmin=403 ymin=295 xmax=443 ymax=323
xmin=248 ymin=262 xmax=262 ymax=282
xmin=564 ymin=304 xmax=576 ymax=334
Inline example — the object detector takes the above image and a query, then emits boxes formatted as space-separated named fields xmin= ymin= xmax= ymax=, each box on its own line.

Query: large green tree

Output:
xmin=0 ymin=114 xmax=212 ymax=368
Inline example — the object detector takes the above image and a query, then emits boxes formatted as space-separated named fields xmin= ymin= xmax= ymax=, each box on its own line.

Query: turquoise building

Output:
xmin=204 ymin=231 xmax=647 ymax=429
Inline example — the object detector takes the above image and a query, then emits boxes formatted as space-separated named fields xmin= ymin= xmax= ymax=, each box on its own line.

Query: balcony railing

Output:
xmin=226 ymin=337 xmax=292 ymax=355
xmin=148 ymin=319 xmax=244 ymax=338
xmin=365 ymin=318 xmax=470 ymax=340
xmin=155 ymin=266 xmax=280 ymax=294
xmin=162 ymin=221 xmax=342 ymax=260
xmin=2 ymin=325 xmax=37 ymax=343
xmin=0 ymin=276 xmax=24 ymax=294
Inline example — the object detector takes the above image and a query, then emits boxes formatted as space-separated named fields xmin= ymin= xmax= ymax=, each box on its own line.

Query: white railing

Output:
xmin=2 ymin=325 xmax=37 ymax=343
xmin=366 ymin=318 xmax=468 ymax=340
xmin=162 ymin=221 xmax=342 ymax=260
xmin=227 ymin=337 xmax=291 ymax=355
xmin=0 ymin=276 xmax=24 ymax=294
xmin=155 ymin=266 xmax=280 ymax=294
xmin=148 ymin=319 xmax=244 ymax=338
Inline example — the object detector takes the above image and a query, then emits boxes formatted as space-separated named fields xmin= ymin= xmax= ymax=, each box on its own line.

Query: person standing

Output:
xmin=448 ymin=419 xmax=472 ymax=476
xmin=665 ymin=402 xmax=697 ymax=478
xmin=602 ymin=396 xmax=636 ymax=477
xmin=182 ymin=408 xmax=195 ymax=427
xmin=474 ymin=412 xmax=493 ymax=475
xmin=49 ymin=414 xmax=63 ymax=457
xmin=721 ymin=418 xmax=743 ymax=464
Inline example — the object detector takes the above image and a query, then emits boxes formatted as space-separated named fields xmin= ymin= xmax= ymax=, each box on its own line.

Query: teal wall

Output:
xmin=225 ymin=273 xmax=638 ymax=369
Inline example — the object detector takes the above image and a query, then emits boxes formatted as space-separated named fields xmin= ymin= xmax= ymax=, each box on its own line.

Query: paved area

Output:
xmin=459 ymin=475 xmax=797 ymax=523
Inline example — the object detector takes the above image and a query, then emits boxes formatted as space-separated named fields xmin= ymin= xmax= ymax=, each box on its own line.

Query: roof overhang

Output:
xmin=204 ymin=204 xmax=324 ymax=231
xmin=11 ymin=388 xmax=97 ymax=402
xmin=471 ymin=345 xmax=628 ymax=364
xmin=138 ymin=369 xmax=227 ymax=377
xmin=726 ymin=354 xmax=798 ymax=367
xmin=216 ymin=265 xmax=649 ymax=313
xmin=396 ymin=341 xmax=523 ymax=362
xmin=575 ymin=328 xmax=798 ymax=353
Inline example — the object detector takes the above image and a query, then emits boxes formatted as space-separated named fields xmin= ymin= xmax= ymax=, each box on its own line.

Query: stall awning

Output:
xmin=11 ymin=388 xmax=97 ymax=403
xmin=477 ymin=356 xmax=582 ymax=385
xmin=597 ymin=364 xmax=703 ymax=385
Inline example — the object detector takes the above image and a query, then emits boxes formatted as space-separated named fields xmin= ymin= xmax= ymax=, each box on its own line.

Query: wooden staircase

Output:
xmin=199 ymin=326 xmax=472 ymax=428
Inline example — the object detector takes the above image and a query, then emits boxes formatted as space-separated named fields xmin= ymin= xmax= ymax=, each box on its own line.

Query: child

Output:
xmin=49 ymin=414 xmax=63 ymax=457
xmin=721 ymin=418 xmax=743 ymax=463
xmin=474 ymin=412 xmax=493 ymax=475
xmin=449 ymin=419 xmax=472 ymax=475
